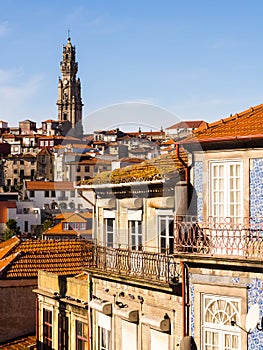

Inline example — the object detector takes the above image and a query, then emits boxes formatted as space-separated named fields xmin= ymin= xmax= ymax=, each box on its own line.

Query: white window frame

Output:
xmin=157 ymin=213 xmax=174 ymax=254
xmin=209 ymin=160 xmax=243 ymax=223
xmin=104 ymin=218 xmax=115 ymax=247
xmin=121 ymin=320 xmax=137 ymax=350
xmin=150 ymin=329 xmax=169 ymax=350
xmin=129 ymin=220 xmax=142 ymax=250
xmin=201 ymin=294 xmax=241 ymax=350
xmin=97 ymin=313 xmax=111 ymax=350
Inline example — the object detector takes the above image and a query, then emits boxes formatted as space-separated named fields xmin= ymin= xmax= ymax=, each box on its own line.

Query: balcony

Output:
xmin=174 ymin=216 xmax=263 ymax=259
xmin=86 ymin=244 xmax=182 ymax=285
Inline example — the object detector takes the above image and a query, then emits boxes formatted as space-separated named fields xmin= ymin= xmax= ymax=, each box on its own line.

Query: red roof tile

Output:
xmin=0 ymin=239 xmax=92 ymax=278
xmin=181 ymin=103 xmax=263 ymax=144
xmin=0 ymin=236 xmax=20 ymax=259
xmin=166 ymin=120 xmax=205 ymax=130
xmin=25 ymin=181 xmax=74 ymax=191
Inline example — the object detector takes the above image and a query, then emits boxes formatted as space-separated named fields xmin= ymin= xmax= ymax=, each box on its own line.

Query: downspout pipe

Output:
xmin=180 ymin=261 xmax=186 ymax=338
xmin=175 ymin=143 xmax=190 ymax=185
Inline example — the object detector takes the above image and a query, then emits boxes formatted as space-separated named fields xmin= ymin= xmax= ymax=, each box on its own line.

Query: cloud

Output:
xmin=0 ymin=21 xmax=9 ymax=37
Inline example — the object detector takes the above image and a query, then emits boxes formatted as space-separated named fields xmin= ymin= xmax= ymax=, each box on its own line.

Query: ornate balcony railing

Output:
xmin=174 ymin=216 xmax=263 ymax=259
xmin=86 ymin=244 xmax=182 ymax=284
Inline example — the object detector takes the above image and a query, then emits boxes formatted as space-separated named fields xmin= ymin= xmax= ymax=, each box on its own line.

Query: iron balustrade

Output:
xmin=174 ymin=216 xmax=263 ymax=258
xmin=86 ymin=244 xmax=181 ymax=284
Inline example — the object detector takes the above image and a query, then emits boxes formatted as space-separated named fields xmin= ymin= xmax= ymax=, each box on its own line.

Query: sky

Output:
xmin=1 ymin=1 xmax=263 ymax=133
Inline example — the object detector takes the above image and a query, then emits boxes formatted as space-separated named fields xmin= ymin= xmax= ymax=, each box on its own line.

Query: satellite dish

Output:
xmin=245 ymin=304 xmax=260 ymax=333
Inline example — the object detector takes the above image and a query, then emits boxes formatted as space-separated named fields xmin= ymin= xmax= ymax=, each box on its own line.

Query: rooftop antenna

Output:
xmin=68 ymin=29 xmax=71 ymax=39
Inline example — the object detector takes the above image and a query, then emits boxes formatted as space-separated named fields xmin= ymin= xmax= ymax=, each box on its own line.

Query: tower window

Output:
xmin=63 ymin=114 xmax=67 ymax=121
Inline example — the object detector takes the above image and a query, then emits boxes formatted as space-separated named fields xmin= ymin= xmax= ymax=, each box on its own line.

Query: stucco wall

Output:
xmin=0 ymin=280 xmax=37 ymax=343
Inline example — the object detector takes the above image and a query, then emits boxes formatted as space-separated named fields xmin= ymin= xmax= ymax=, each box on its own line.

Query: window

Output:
xmin=45 ymin=191 xmax=49 ymax=197
xmin=76 ymin=320 xmax=89 ymax=350
xmin=40 ymin=140 xmax=44 ymax=146
xmin=70 ymin=190 xmax=75 ymax=197
xmin=43 ymin=308 xmax=52 ymax=349
xmin=76 ymin=176 xmax=81 ymax=182
xmin=69 ymin=202 xmax=75 ymax=210
xmin=98 ymin=313 xmax=111 ymax=350
xmin=58 ymin=313 xmax=68 ymax=350
xmin=158 ymin=216 xmax=174 ymax=254
xmin=45 ymin=141 xmax=49 ymax=146
xmin=24 ymin=221 xmax=28 ymax=232
xmin=129 ymin=221 xmax=142 ymax=250
xmin=51 ymin=191 xmax=56 ymax=197
xmin=104 ymin=218 xmax=114 ymax=247
xmin=85 ymin=165 xmax=90 ymax=172
xmin=202 ymin=295 xmax=241 ymax=350
xmin=80 ymin=222 xmax=86 ymax=230
xmin=29 ymin=190 xmax=35 ymax=198
xmin=121 ymin=320 xmax=137 ymax=350
xmin=76 ymin=166 xmax=81 ymax=172
xmin=63 ymin=222 xmax=69 ymax=230
xmin=150 ymin=329 xmax=169 ymax=350
xmin=210 ymin=161 xmax=242 ymax=223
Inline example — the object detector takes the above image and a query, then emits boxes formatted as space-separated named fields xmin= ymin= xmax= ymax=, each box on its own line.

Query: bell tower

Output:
xmin=57 ymin=36 xmax=83 ymax=137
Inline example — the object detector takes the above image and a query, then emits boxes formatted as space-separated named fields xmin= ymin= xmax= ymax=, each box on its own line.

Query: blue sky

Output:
xmin=1 ymin=0 xmax=263 ymax=133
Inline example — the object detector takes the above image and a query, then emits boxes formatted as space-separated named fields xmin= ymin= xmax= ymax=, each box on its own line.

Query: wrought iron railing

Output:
xmin=174 ymin=216 xmax=263 ymax=259
xmin=86 ymin=244 xmax=182 ymax=284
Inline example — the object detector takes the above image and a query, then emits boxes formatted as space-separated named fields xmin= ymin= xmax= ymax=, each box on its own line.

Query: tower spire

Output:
xmin=56 ymin=37 xmax=83 ymax=138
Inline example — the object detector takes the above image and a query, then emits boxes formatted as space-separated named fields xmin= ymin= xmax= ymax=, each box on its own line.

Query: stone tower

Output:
xmin=57 ymin=37 xmax=83 ymax=137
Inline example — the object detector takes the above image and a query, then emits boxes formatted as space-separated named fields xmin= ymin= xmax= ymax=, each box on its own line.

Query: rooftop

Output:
xmin=80 ymin=148 xmax=187 ymax=186
xmin=25 ymin=180 xmax=74 ymax=191
xmin=181 ymin=103 xmax=263 ymax=145
xmin=166 ymin=120 xmax=205 ymax=130
xmin=0 ymin=238 xmax=92 ymax=278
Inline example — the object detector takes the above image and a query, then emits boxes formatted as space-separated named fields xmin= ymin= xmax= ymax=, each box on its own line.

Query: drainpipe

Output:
xmin=180 ymin=260 xmax=186 ymax=338
xmin=175 ymin=143 xmax=190 ymax=185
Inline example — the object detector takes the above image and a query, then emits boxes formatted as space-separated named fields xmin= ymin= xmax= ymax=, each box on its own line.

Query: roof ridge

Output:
xmin=194 ymin=102 xmax=263 ymax=136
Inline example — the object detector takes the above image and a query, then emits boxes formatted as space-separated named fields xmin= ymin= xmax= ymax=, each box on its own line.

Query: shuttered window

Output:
xmin=121 ymin=320 xmax=137 ymax=350
xmin=150 ymin=329 xmax=169 ymax=350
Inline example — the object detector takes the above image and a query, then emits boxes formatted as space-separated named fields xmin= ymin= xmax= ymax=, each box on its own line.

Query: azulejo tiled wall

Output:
xmin=247 ymin=278 xmax=263 ymax=350
xmin=194 ymin=161 xmax=203 ymax=221
xmin=250 ymin=158 xmax=263 ymax=218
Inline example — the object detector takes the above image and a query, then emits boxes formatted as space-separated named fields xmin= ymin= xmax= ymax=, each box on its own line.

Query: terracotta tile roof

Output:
xmin=181 ymin=103 xmax=263 ymax=144
xmin=25 ymin=181 xmax=74 ymax=191
xmin=118 ymin=158 xmax=144 ymax=164
xmin=166 ymin=120 xmax=205 ymax=130
xmin=0 ymin=236 xmax=20 ymax=259
xmin=44 ymin=222 xmax=77 ymax=235
xmin=127 ymin=131 xmax=165 ymax=137
xmin=54 ymin=211 xmax=93 ymax=221
xmin=80 ymin=148 xmax=187 ymax=185
xmin=0 ymin=333 xmax=36 ymax=349
xmin=37 ymin=146 xmax=53 ymax=156
xmin=0 ymin=238 xmax=92 ymax=278
xmin=44 ymin=222 xmax=92 ymax=236
xmin=42 ymin=119 xmax=57 ymax=122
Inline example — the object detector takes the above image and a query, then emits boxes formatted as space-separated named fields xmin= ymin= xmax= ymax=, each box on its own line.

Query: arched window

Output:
xmin=69 ymin=202 xmax=75 ymax=210
xmin=60 ymin=202 xmax=67 ymax=210
xmin=202 ymin=295 xmax=241 ymax=350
